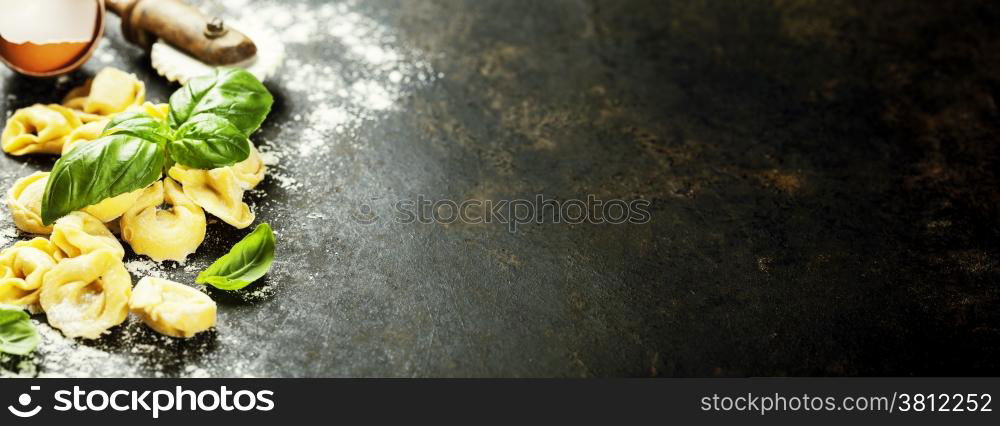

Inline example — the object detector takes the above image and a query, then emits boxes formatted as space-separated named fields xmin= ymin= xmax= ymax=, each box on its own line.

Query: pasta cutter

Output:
xmin=107 ymin=0 xmax=283 ymax=84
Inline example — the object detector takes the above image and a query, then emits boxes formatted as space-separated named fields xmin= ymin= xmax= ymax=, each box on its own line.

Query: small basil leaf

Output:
xmin=0 ymin=308 xmax=38 ymax=356
xmin=42 ymin=134 xmax=164 ymax=225
xmin=169 ymin=114 xmax=251 ymax=169
xmin=205 ymin=276 xmax=251 ymax=291
xmin=103 ymin=112 xmax=172 ymax=144
xmin=196 ymin=223 xmax=275 ymax=291
xmin=168 ymin=68 xmax=273 ymax=136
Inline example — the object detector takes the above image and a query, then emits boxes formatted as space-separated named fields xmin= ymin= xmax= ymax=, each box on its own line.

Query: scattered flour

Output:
xmin=2 ymin=321 xmax=139 ymax=378
xmin=0 ymin=224 xmax=17 ymax=247
xmin=125 ymin=259 xmax=168 ymax=278
xmin=184 ymin=365 xmax=211 ymax=378
xmin=203 ymin=0 xmax=440 ymax=161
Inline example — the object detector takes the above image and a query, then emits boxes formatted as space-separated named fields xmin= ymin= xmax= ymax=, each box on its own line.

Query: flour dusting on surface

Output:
xmin=125 ymin=259 xmax=168 ymax=278
xmin=202 ymin=0 xmax=440 ymax=162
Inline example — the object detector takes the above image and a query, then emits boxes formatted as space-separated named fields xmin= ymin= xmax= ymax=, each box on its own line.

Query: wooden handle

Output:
xmin=107 ymin=0 xmax=256 ymax=65
xmin=105 ymin=0 xmax=132 ymax=16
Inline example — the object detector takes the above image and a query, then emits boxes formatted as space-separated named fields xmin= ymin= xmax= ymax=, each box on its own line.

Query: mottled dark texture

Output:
xmin=2 ymin=0 xmax=1000 ymax=377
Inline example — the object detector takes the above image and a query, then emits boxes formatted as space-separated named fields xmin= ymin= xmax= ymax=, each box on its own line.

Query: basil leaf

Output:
xmin=169 ymin=114 xmax=251 ymax=169
xmin=0 ymin=308 xmax=38 ymax=356
xmin=196 ymin=223 xmax=276 ymax=291
xmin=41 ymin=134 xmax=164 ymax=225
xmin=168 ymin=68 xmax=273 ymax=136
xmin=104 ymin=112 xmax=172 ymax=144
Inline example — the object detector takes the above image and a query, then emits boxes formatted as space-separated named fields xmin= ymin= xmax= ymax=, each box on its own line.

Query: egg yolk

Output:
xmin=0 ymin=39 xmax=90 ymax=73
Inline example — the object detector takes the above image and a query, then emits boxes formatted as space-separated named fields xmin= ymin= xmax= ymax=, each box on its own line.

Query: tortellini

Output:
xmin=61 ymin=118 xmax=109 ymax=155
xmin=168 ymin=166 xmax=254 ymax=229
xmin=82 ymin=188 xmax=145 ymax=223
xmin=51 ymin=212 xmax=126 ymax=260
xmin=133 ymin=102 xmax=169 ymax=121
xmin=1 ymin=104 xmax=82 ymax=155
xmin=0 ymin=238 xmax=64 ymax=309
xmin=162 ymin=146 xmax=267 ymax=229
xmin=6 ymin=171 xmax=52 ymax=234
xmin=7 ymin=171 xmax=143 ymax=234
xmin=1 ymin=69 xmax=147 ymax=157
xmin=62 ymin=67 xmax=146 ymax=122
xmin=232 ymin=145 xmax=267 ymax=189
xmin=121 ymin=179 xmax=206 ymax=262
xmin=39 ymin=249 xmax=131 ymax=339
xmin=129 ymin=277 xmax=217 ymax=338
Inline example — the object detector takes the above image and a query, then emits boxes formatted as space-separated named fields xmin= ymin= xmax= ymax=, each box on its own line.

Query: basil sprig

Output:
xmin=41 ymin=68 xmax=272 ymax=225
xmin=0 ymin=308 xmax=39 ymax=356
xmin=196 ymin=223 xmax=276 ymax=291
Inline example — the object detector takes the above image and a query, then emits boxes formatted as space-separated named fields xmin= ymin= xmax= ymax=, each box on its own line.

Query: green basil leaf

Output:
xmin=103 ymin=112 xmax=172 ymax=144
xmin=196 ymin=223 xmax=276 ymax=291
xmin=0 ymin=308 xmax=38 ymax=356
xmin=169 ymin=114 xmax=251 ymax=169
xmin=168 ymin=68 xmax=273 ymax=136
xmin=41 ymin=134 xmax=164 ymax=225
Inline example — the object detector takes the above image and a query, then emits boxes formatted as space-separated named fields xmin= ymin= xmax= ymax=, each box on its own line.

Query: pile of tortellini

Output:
xmin=0 ymin=68 xmax=264 ymax=339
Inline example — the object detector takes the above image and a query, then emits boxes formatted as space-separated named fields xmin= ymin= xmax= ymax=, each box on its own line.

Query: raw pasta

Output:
xmin=39 ymin=249 xmax=131 ymax=339
xmin=1 ymin=104 xmax=82 ymax=155
xmin=168 ymin=165 xmax=255 ymax=229
xmin=7 ymin=171 xmax=146 ymax=235
xmin=62 ymin=67 xmax=146 ymax=122
xmin=61 ymin=102 xmax=167 ymax=156
xmin=51 ymin=211 xmax=126 ymax=260
xmin=232 ymin=144 xmax=267 ymax=189
xmin=134 ymin=102 xmax=169 ymax=121
xmin=0 ymin=237 xmax=64 ymax=309
xmin=121 ymin=179 xmax=206 ymax=262
xmin=1 ymin=69 xmax=151 ymax=157
xmin=6 ymin=171 xmax=52 ymax=234
xmin=83 ymin=188 xmax=145 ymax=223
xmin=60 ymin=118 xmax=109 ymax=155
xmin=129 ymin=277 xmax=217 ymax=338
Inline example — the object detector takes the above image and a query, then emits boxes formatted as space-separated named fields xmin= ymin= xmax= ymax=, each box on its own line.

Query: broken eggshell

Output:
xmin=0 ymin=0 xmax=105 ymax=77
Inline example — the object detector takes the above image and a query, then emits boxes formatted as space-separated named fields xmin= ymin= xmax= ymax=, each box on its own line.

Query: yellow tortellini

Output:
xmin=51 ymin=212 xmax=125 ymax=260
xmin=1 ymin=104 xmax=82 ymax=155
xmin=0 ymin=238 xmax=64 ymax=309
xmin=83 ymin=188 xmax=145 ymax=223
xmin=129 ymin=277 xmax=217 ymax=338
xmin=59 ymin=103 xmax=167 ymax=156
xmin=121 ymin=179 xmax=206 ymax=262
xmin=168 ymin=165 xmax=254 ymax=229
xmin=6 ymin=171 xmax=52 ymax=234
xmin=60 ymin=118 xmax=109 ymax=155
xmin=62 ymin=67 xmax=146 ymax=122
xmin=39 ymin=249 xmax=131 ymax=339
xmin=6 ymin=171 xmax=145 ymax=235
xmin=232 ymin=145 xmax=267 ymax=189
xmin=133 ymin=102 xmax=169 ymax=121
xmin=1 ymin=69 xmax=150 ymax=157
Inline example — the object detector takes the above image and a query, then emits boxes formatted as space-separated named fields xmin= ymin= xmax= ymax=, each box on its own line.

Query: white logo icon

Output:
xmin=7 ymin=385 xmax=42 ymax=418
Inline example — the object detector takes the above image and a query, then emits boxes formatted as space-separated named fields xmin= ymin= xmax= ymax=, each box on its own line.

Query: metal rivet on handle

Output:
xmin=205 ymin=17 xmax=228 ymax=38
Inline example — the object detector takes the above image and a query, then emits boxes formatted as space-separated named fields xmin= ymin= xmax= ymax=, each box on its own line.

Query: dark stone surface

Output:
xmin=2 ymin=0 xmax=1000 ymax=376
